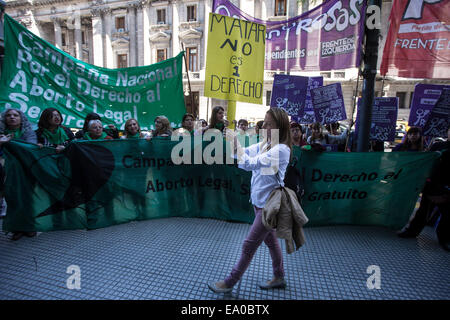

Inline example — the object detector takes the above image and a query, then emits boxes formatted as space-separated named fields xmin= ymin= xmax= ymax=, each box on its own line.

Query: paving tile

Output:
xmin=1 ymin=218 xmax=449 ymax=300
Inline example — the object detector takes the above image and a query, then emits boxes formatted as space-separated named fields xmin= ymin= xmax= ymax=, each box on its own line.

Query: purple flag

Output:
xmin=292 ymin=76 xmax=323 ymax=124
xmin=422 ymin=88 xmax=450 ymax=138
xmin=311 ymin=83 xmax=347 ymax=125
xmin=355 ymin=97 xmax=399 ymax=141
xmin=270 ymin=75 xmax=308 ymax=117
xmin=409 ymin=84 xmax=450 ymax=128
xmin=370 ymin=98 xmax=398 ymax=141
xmin=213 ymin=0 xmax=366 ymax=71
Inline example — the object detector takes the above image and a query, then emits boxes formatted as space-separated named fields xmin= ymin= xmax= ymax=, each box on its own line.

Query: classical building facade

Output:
xmin=2 ymin=0 xmax=448 ymax=124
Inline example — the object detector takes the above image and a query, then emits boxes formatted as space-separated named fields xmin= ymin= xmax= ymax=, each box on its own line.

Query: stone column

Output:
xmin=104 ymin=9 xmax=114 ymax=68
xmin=74 ymin=14 xmax=83 ymax=60
xmin=86 ymin=21 xmax=94 ymax=64
xmin=203 ymin=0 xmax=212 ymax=70
xmin=172 ymin=1 xmax=179 ymax=58
xmin=52 ymin=17 xmax=63 ymax=49
xmin=143 ymin=2 xmax=151 ymax=65
xmin=300 ymin=0 xmax=309 ymax=14
xmin=136 ymin=3 xmax=144 ymax=66
xmin=91 ymin=8 xmax=104 ymax=67
xmin=254 ymin=0 xmax=262 ymax=19
xmin=261 ymin=0 xmax=267 ymax=20
xmin=127 ymin=4 xmax=137 ymax=67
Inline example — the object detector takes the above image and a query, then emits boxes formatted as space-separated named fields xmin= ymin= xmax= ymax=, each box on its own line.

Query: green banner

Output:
xmin=2 ymin=139 xmax=440 ymax=233
xmin=0 ymin=14 xmax=186 ymax=130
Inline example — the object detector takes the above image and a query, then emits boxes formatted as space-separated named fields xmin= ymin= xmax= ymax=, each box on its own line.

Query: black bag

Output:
xmin=283 ymin=156 xmax=305 ymax=204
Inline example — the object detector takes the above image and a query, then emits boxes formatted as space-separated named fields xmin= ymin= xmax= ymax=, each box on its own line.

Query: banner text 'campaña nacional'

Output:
xmin=0 ymin=14 xmax=186 ymax=130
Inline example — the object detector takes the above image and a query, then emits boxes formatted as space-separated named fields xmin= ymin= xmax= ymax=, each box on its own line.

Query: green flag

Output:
xmin=0 ymin=14 xmax=186 ymax=130
xmin=2 ymin=139 xmax=440 ymax=233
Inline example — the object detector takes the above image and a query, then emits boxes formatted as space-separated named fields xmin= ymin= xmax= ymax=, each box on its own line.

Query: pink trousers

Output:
xmin=224 ymin=206 xmax=284 ymax=287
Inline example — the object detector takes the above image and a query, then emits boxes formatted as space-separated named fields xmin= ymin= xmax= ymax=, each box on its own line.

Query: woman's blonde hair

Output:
xmin=154 ymin=116 xmax=172 ymax=135
xmin=262 ymin=108 xmax=292 ymax=153
xmin=124 ymin=118 xmax=142 ymax=137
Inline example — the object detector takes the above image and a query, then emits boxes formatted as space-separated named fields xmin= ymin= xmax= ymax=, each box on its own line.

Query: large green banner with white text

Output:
xmin=2 ymin=139 xmax=440 ymax=233
xmin=0 ymin=14 xmax=186 ymax=130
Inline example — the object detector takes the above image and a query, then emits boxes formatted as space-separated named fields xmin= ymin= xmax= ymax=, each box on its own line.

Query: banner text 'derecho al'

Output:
xmin=0 ymin=14 xmax=186 ymax=130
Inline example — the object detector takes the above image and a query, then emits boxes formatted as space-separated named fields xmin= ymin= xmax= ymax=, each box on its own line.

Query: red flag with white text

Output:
xmin=380 ymin=0 xmax=450 ymax=79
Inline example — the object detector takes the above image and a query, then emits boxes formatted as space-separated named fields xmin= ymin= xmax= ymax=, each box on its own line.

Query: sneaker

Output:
xmin=258 ymin=278 xmax=287 ymax=290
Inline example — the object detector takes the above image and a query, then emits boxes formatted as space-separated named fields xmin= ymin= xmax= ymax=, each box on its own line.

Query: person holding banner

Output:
xmin=0 ymin=109 xmax=37 ymax=237
xmin=307 ymin=122 xmax=347 ymax=150
xmin=325 ymin=122 xmax=347 ymax=151
xmin=36 ymin=108 xmax=74 ymax=153
xmin=290 ymin=122 xmax=307 ymax=147
xmin=208 ymin=108 xmax=291 ymax=293
xmin=369 ymin=140 xmax=385 ymax=152
xmin=121 ymin=119 xmax=148 ymax=139
xmin=75 ymin=113 xmax=120 ymax=140
xmin=173 ymin=113 xmax=196 ymax=137
xmin=82 ymin=120 xmax=113 ymax=140
xmin=392 ymin=127 xmax=424 ymax=152
xmin=207 ymin=106 xmax=226 ymax=133
xmin=307 ymin=122 xmax=325 ymax=144
xmin=0 ymin=109 xmax=37 ymax=145
xmin=150 ymin=116 xmax=172 ymax=138
xmin=255 ymin=121 xmax=264 ymax=135
xmin=237 ymin=119 xmax=249 ymax=134
xmin=398 ymin=127 xmax=450 ymax=251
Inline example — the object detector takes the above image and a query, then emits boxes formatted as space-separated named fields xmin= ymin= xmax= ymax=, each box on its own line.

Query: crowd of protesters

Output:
xmin=0 ymin=106 xmax=448 ymax=251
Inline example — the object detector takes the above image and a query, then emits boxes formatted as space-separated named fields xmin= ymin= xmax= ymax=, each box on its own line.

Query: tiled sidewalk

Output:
xmin=0 ymin=217 xmax=449 ymax=300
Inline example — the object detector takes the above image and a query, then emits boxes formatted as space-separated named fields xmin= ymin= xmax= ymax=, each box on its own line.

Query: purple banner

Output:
xmin=370 ymin=98 xmax=398 ymax=141
xmin=409 ymin=84 xmax=450 ymax=128
xmin=311 ymin=83 xmax=347 ymax=125
xmin=292 ymin=76 xmax=323 ymax=124
xmin=423 ymin=88 xmax=450 ymax=138
xmin=270 ymin=75 xmax=308 ymax=117
xmin=355 ymin=97 xmax=399 ymax=141
xmin=213 ymin=0 xmax=366 ymax=71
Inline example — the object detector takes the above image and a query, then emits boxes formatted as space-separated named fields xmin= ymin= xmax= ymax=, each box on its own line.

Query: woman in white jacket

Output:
xmin=208 ymin=108 xmax=292 ymax=293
